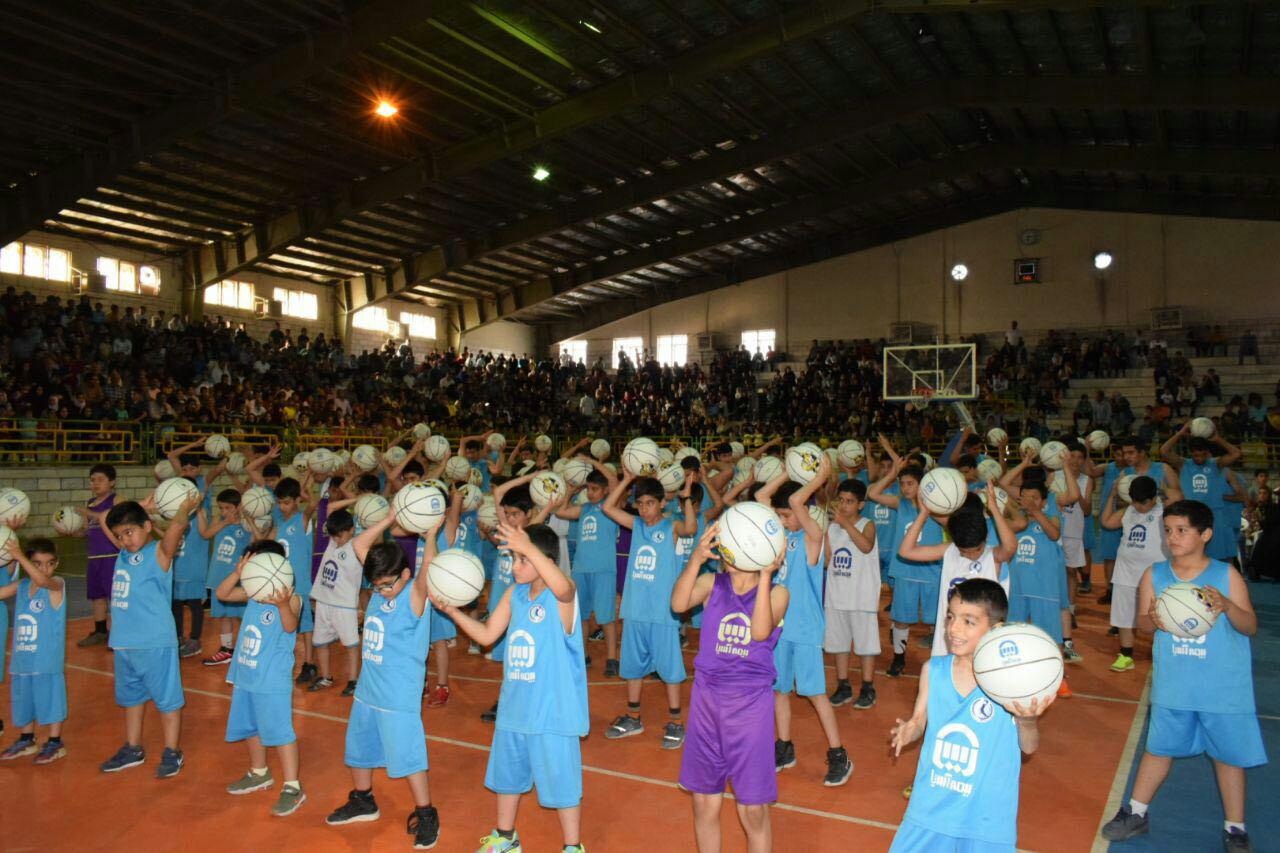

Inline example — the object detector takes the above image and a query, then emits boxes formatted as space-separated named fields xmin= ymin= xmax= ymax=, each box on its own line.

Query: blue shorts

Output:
xmin=1056 ymin=558 xmax=1072 ymax=609
xmin=620 ymin=621 xmax=686 ymax=683
xmin=226 ymin=687 xmax=296 ymax=747
xmin=890 ymin=578 xmax=938 ymax=626
xmin=1083 ymin=518 xmax=1096 ymax=551
xmin=1147 ymin=705 xmax=1268 ymax=768
xmin=1008 ymin=595 xmax=1063 ymax=643
xmin=211 ymin=594 xmax=246 ymax=619
xmin=890 ymin=821 xmax=1014 ymax=853
xmin=1096 ymin=526 xmax=1122 ymax=561
xmin=113 ymin=647 xmax=185 ymax=712
xmin=429 ymin=604 xmax=456 ymax=642
xmin=344 ymin=699 xmax=429 ymax=778
xmin=773 ymin=641 xmax=826 ymax=697
xmin=10 ymin=673 xmax=68 ymax=727
xmin=173 ymin=572 xmax=205 ymax=602
xmin=485 ymin=729 xmax=582 ymax=808
xmin=298 ymin=597 xmax=314 ymax=635
xmin=576 ymin=572 xmax=616 ymax=625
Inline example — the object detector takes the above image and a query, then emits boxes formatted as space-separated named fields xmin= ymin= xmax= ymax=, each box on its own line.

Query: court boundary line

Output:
xmin=1090 ymin=669 xmax=1153 ymax=853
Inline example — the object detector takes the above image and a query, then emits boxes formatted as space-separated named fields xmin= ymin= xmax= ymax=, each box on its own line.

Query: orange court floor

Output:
xmin=1 ymin=572 xmax=1145 ymax=853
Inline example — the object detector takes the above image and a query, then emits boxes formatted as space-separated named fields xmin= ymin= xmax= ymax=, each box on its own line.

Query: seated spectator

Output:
xmin=1239 ymin=329 xmax=1260 ymax=365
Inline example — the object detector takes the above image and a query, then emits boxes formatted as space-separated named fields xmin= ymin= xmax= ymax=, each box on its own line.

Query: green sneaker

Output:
xmin=1110 ymin=654 xmax=1135 ymax=672
xmin=476 ymin=829 xmax=521 ymax=852
xmin=272 ymin=784 xmax=306 ymax=816
xmin=227 ymin=769 xmax=274 ymax=795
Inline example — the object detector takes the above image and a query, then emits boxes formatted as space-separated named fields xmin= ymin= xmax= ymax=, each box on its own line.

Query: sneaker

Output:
xmin=203 ymin=647 xmax=233 ymax=666
xmin=902 ymin=784 xmax=913 ymax=799
xmin=887 ymin=654 xmax=906 ymax=678
xmin=1110 ymin=654 xmax=1135 ymax=672
xmin=272 ymin=784 xmax=306 ymax=817
xmin=425 ymin=685 xmax=451 ymax=708
xmin=467 ymin=642 xmax=482 ymax=655
xmin=33 ymin=740 xmax=66 ymax=765
xmin=679 ymin=630 xmax=689 ymax=649
xmin=178 ymin=638 xmax=202 ymax=658
xmin=77 ymin=630 xmax=108 ymax=647
xmin=309 ymin=676 xmax=334 ymax=692
xmin=774 ymin=739 xmax=796 ymax=771
xmin=484 ymin=652 xmax=497 ymax=661
xmin=829 ymin=682 xmax=854 ymax=707
xmin=408 ymin=804 xmax=441 ymax=849
xmin=1057 ymin=680 xmax=1073 ymax=699
xmin=1078 ymin=581 xmax=1093 ymax=594
xmin=563 ymin=846 xmax=584 ymax=853
xmin=1108 ymin=626 xmax=1120 ymax=636
xmin=295 ymin=663 xmax=318 ymax=686
xmin=823 ymin=746 xmax=853 ymax=787
xmin=1 ymin=737 xmax=38 ymax=760
xmin=326 ymin=789 xmax=380 ymax=825
xmin=1063 ymin=645 xmax=1084 ymax=665
xmin=588 ymin=628 xmax=605 ymax=642
xmin=227 ymin=769 xmax=274 ymax=794
xmin=341 ymin=680 xmax=357 ymax=697
xmin=1223 ymin=827 xmax=1254 ymax=852
xmin=155 ymin=747 xmax=184 ymax=779
xmin=915 ymin=633 xmax=934 ymax=649
xmin=481 ymin=701 xmax=498 ymax=723
xmin=476 ymin=829 xmax=522 ymax=852
xmin=661 ymin=721 xmax=685 ymax=750
xmin=604 ymin=714 xmax=644 ymax=739
xmin=1100 ymin=805 xmax=1149 ymax=841
xmin=603 ymin=659 xmax=619 ymax=678
xmin=853 ymin=684 xmax=877 ymax=710
xmin=1098 ymin=589 xmax=1112 ymax=605
xmin=100 ymin=742 xmax=145 ymax=773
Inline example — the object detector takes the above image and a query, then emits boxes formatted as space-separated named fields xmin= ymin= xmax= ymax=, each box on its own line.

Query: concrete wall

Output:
xmin=461 ymin=319 xmax=538 ymax=358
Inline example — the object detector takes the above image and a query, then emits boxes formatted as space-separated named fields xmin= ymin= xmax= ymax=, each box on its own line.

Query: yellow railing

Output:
xmin=0 ymin=421 xmax=138 ymax=464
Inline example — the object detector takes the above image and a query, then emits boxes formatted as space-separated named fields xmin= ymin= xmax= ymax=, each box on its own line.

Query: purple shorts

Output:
xmin=678 ymin=677 xmax=777 ymax=805
xmin=86 ymin=555 xmax=116 ymax=600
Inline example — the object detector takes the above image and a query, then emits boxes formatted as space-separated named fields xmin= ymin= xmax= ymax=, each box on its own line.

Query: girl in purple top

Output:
xmin=76 ymin=464 xmax=118 ymax=647
xmin=671 ymin=524 xmax=789 ymax=853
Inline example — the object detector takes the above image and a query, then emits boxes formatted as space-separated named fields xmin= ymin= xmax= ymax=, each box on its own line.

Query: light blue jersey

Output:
xmin=207 ymin=523 xmax=251 ymax=590
xmin=273 ymin=508 xmax=314 ymax=600
xmin=172 ymin=520 xmax=210 ymax=601
xmin=10 ymin=580 xmax=66 ymax=675
xmin=1009 ymin=520 xmax=1063 ymax=601
xmin=228 ymin=598 xmax=295 ymax=694
xmin=573 ymin=503 xmax=618 ymax=574
xmin=497 ymin=584 xmax=589 ymax=737
xmin=863 ymin=494 xmax=898 ymax=570
xmin=355 ymin=581 xmax=431 ymax=713
xmin=109 ymin=541 xmax=177 ymax=649
xmin=776 ymin=529 xmax=824 ymax=645
xmin=1179 ymin=459 xmax=1223 ymax=508
xmin=619 ymin=517 xmax=679 ymax=626
xmin=887 ymin=500 xmax=944 ymax=583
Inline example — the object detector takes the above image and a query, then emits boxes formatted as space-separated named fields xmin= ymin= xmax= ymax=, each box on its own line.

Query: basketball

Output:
xmin=412 ymin=422 xmax=432 ymax=440
xmin=354 ymin=493 xmax=390 ymax=527
xmin=622 ymin=437 xmax=662 ymax=476
xmin=0 ymin=525 xmax=14 ymax=560
xmin=754 ymin=455 xmax=784 ymax=483
xmin=468 ymin=467 xmax=484 ymax=488
xmin=919 ymin=467 xmax=968 ymax=516
xmin=291 ymin=452 xmax=310 ymax=474
xmin=530 ymin=470 xmax=567 ymax=507
xmin=459 ymin=483 xmax=483 ymax=512
xmin=837 ymin=439 xmax=865 ymax=468
xmin=1156 ymin=582 xmax=1218 ymax=638
xmin=552 ymin=457 xmax=569 ymax=475
xmin=784 ymin=442 xmax=823 ymax=484
xmin=515 ymin=460 xmax=538 ymax=477
xmin=729 ymin=441 xmax=745 ymax=459
xmin=590 ymin=438 xmax=610 ymax=460
xmin=1189 ymin=417 xmax=1215 ymax=438
xmin=424 ymin=435 xmax=450 ymax=462
xmin=978 ymin=486 xmax=1009 ymax=515
xmin=534 ymin=434 xmax=553 ymax=453
xmin=1087 ymin=430 xmax=1110 ymax=451
xmin=717 ymin=502 xmax=786 ymax=572
xmin=1039 ymin=440 xmax=1068 ymax=470
xmin=1019 ymin=437 xmax=1042 ymax=460
xmin=52 ymin=506 xmax=85 ymax=535
xmin=976 ymin=458 xmax=1002 ymax=483
xmin=241 ymin=485 xmax=276 ymax=520
xmin=487 ymin=432 xmax=506 ymax=451
xmin=153 ymin=478 xmax=198 ymax=520
xmin=735 ymin=456 xmax=755 ymax=477
xmin=675 ymin=446 xmax=700 ymax=463
xmin=987 ymin=427 xmax=1008 ymax=446
xmin=225 ymin=451 xmax=246 ymax=475
xmin=808 ymin=504 xmax=830 ymax=535
xmin=424 ymin=478 xmax=449 ymax=494
xmin=239 ymin=551 xmax=294 ymax=602
xmin=352 ymin=444 xmax=380 ymax=472
xmin=1049 ymin=470 xmax=1067 ymax=496
xmin=919 ymin=452 xmax=935 ymax=471
xmin=308 ymin=447 xmax=336 ymax=475
xmin=384 ymin=446 xmax=408 ymax=467
xmin=657 ymin=463 xmax=686 ymax=493
xmin=205 ymin=433 xmax=230 ymax=458
xmin=563 ymin=458 xmax=592 ymax=487
xmin=0 ymin=487 xmax=30 ymax=525
xmin=444 ymin=455 xmax=472 ymax=483
xmin=154 ymin=460 xmax=175 ymax=481
xmin=1116 ymin=474 xmax=1135 ymax=504
xmin=657 ymin=446 xmax=674 ymax=467
xmin=477 ymin=496 xmax=499 ymax=529
xmin=427 ymin=548 xmax=486 ymax=607
xmin=973 ymin=623 xmax=1064 ymax=708
xmin=392 ymin=482 xmax=447 ymax=534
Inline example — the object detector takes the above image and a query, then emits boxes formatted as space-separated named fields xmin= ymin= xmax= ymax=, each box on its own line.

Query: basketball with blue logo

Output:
xmin=239 ymin=551 xmax=294 ymax=602
xmin=919 ymin=467 xmax=968 ymax=516
xmin=972 ymin=623 xmax=1063 ymax=707
xmin=1155 ymin=582 xmax=1217 ymax=638
xmin=352 ymin=444 xmax=380 ymax=472
xmin=354 ymin=493 xmax=390 ymax=528
xmin=717 ymin=502 xmax=786 ymax=572
xmin=428 ymin=548 xmax=486 ymax=607
xmin=393 ymin=482 xmax=447 ymax=534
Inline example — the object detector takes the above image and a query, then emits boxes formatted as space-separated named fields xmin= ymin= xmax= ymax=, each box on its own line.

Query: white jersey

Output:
xmin=1059 ymin=473 xmax=1091 ymax=540
xmin=547 ymin=514 xmax=573 ymax=575
xmin=1113 ymin=503 xmax=1168 ymax=587
xmin=932 ymin=544 xmax=1010 ymax=657
xmin=311 ymin=540 xmax=363 ymax=608
xmin=825 ymin=517 xmax=880 ymax=611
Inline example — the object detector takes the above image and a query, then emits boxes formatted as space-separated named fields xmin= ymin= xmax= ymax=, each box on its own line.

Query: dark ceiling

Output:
xmin=1 ymin=0 xmax=1277 ymax=343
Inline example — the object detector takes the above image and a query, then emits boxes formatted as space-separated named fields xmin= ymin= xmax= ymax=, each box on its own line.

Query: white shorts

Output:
xmin=1109 ymin=583 xmax=1139 ymax=629
xmin=822 ymin=608 xmax=881 ymax=657
xmin=312 ymin=600 xmax=360 ymax=647
xmin=1061 ymin=536 xmax=1086 ymax=569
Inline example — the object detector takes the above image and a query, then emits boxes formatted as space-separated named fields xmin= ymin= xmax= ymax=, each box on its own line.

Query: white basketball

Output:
xmin=424 ymin=478 xmax=449 ymax=494
xmin=534 ymin=434 xmax=553 ymax=453
xmin=973 ymin=623 xmax=1064 ymax=708
xmin=516 ymin=460 xmax=539 ymax=477
xmin=717 ymin=502 xmax=786 ymax=572
xmin=427 ymin=549 xmax=486 ymax=607
xmin=459 ymin=483 xmax=483 ymax=513
xmin=154 ymin=460 xmax=175 ymax=481
xmin=1039 ymin=441 xmax=1068 ymax=471
xmin=424 ymin=435 xmax=450 ymax=462
xmin=1156 ymin=582 xmax=1218 ymax=638
xmin=978 ymin=487 xmax=1009 ymax=516
xmin=808 ymin=504 xmax=830 ymax=535
xmin=0 ymin=487 xmax=29 ymax=526
xmin=1116 ymin=474 xmax=1135 ymax=504
xmin=1087 ymin=430 xmax=1111 ymax=451
xmin=976 ymin=458 xmax=1002 ymax=483
xmin=735 ymin=456 xmax=756 ymax=476
xmin=239 ymin=551 xmax=294 ymax=602
xmin=919 ymin=467 xmax=968 ymax=516
xmin=657 ymin=463 xmax=686 ymax=493
xmin=204 ymin=434 xmax=230 ymax=459
xmin=487 ymin=433 xmax=506 ymax=451
xmin=336 ymin=449 xmax=351 ymax=467
xmin=1189 ymin=417 xmax=1215 ymax=439
xmin=1049 ymin=470 xmax=1068 ymax=496
xmin=291 ymin=452 xmax=310 ymax=475
xmin=590 ymin=438 xmax=611 ymax=460
xmin=563 ymin=458 xmax=592 ymax=487
xmin=837 ymin=439 xmax=865 ymax=468
xmin=784 ymin=443 xmax=824 ymax=484
xmin=225 ymin=451 xmax=246 ymax=475
xmin=241 ymin=486 xmax=276 ymax=520
xmin=412 ymin=422 xmax=432 ymax=440
xmin=444 ymin=456 xmax=472 ymax=483
xmin=530 ymin=471 xmax=568 ymax=507
xmin=0 ymin=525 xmax=14 ymax=560
xmin=919 ymin=452 xmax=936 ymax=471
xmin=729 ymin=441 xmax=745 ymax=459
xmin=468 ymin=466 xmax=484 ymax=487
xmin=657 ymin=447 xmax=674 ymax=467
xmin=153 ymin=478 xmax=198 ymax=521
xmin=754 ymin=455 xmax=784 ymax=483
xmin=392 ymin=482 xmax=447 ymax=534
xmin=675 ymin=446 xmax=700 ymax=463
xmin=1018 ymin=437 xmax=1042 ymax=461
xmin=622 ymin=437 xmax=662 ymax=477
xmin=477 ymin=497 xmax=499 ymax=529
xmin=352 ymin=444 xmax=380 ymax=472
xmin=309 ymin=447 xmax=336 ymax=475
xmin=384 ymin=446 xmax=408 ymax=467
xmin=52 ymin=506 xmax=85 ymax=535
xmin=552 ymin=457 xmax=569 ymax=475
xmin=987 ymin=428 xmax=1008 ymax=446
xmin=354 ymin=493 xmax=390 ymax=528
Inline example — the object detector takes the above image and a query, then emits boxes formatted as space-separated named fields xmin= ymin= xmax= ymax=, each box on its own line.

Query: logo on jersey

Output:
xmin=362 ymin=617 xmax=386 ymax=663
xmin=651 ymin=530 xmax=666 ymax=544
xmin=786 ymin=537 xmax=798 ymax=552
xmin=111 ymin=569 xmax=131 ymax=607
xmin=260 ymin=609 xmax=275 ymax=626
xmin=1016 ymin=535 xmax=1037 ymax=559
xmin=29 ymin=597 xmax=45 ymax=614
xmin=321 ymin=560 xmax=339 ymax=586
xmin=498 ymin=552 xmax=514 ymax=581
xmin=873 ymin=504 xmax=891 ymax=522
xmin=930 ymin=723 xmax=979 ymax=796
xmin=715 ymin=611 xmax=752 ymax=658
xmin=240 ymin=625 xmax=263 ymax=660
xmin=1191 ymin=473 xmax=1209 ymax=494
xmin=14 ymin=614 xmax=37 ymax=652
xmin=127 ymin=552 xmax=144 ymax=566
xmin=970 ymin=697 xmax=996 ymax=724
xmin=529 ymin=603 xmax=546 ymax=624
xmin=216 ymin=534 xmax=239 ymax=562
xmin=1128 ymin=525 xmax=1147 ymax=546
xmin=633 ymin=545 xmax=658 ymax=580
xmin=1170 ymin=631 xmax=1208 ymax=659
xmin=507 ymin=629 xmax=537 ymax=681
xmin=380 ymin=597 xmax=397 ymax=613
xmin=581 ymin=516 xmax=598 ymax=540
xmin=832 ymin=547 xmax=853 ymax=577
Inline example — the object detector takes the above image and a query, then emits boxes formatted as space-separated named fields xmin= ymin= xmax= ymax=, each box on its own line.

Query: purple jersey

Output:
xmin=85 ymin=493 xmax=118 ymax=600
xmin=394 ymin=533 xmax=418 ymax=570
xmin=310 ymin=489 xmax=331 ymax=583
xmin=692 ymin=572 xmax=780 ymax=689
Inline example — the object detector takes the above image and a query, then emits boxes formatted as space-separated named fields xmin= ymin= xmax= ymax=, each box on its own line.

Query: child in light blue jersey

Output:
xmin=437 ymin=523 xmax=589 ymax=853
xmin=215 ymin=539 xmax=305 ymax=817
xmin=1006 ymin=482 xmax=1067 ymax=649
xmin=1 ymin=536 xmax=67 ymax=764
xmin=268 ymin=477 xmax=317 ymax=685
xmin=200 ymin=488 xmax=252 ymax=666
xmin=1160 ymin=423 xmax=1243 ymax=562
xmin=421 ymin=485 xmax=465 ymax=708
xmin=890 ymin=579 xmax=1053 ymax=852
xmin=1102 ymin=500 xmax=1265 ymax=852
xmin=555 ymin=461 xmax=622 ymax=675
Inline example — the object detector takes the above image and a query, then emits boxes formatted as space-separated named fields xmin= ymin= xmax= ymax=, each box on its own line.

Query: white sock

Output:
xmin=1069 ymin=604 xmax=1077 ymax=615
xmin=1225 ymin=821 xmax=1246 ymax=834
xmin=251 ymin=766 xmax=269 ymax=776
xmin=221 ymin=633 xmax=233 ymax=648
xmin=1128 ymin=798 xmax=1148 ymax=817
xmin=891 ymin=627 xmax=909 ymax=655
xmin=284 ymin=779 xmax=301 ymax=792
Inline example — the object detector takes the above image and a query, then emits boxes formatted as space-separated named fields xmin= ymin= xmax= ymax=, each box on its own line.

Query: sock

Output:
xmin=496 ymin=828 xmax=515 ymax=840
xmin=16 ymin=732 xmax=34 ymax=743
xmin=1064 ymin=639 xmax=1076 ymax=650
xmin=862 ymin=680 xmax=874 ymax=689
xmin=1069 ymin=604 xmax=1077 ymax=615
xmin=891 ymin=627 xmax=909 ymax=654
xmin=95 ymin=620 xmax=107 ymax=634
xmin=284 ymin=780 xmax=301 ymax=792
xmin=47 ymin=736 xmax=62 ymax=745
xmin=220 ymin=633 xmax=232 ymax=649
xmin=251 ymin=766 xmax=269 ymax=776
xmin=1128 ymin=798 xmax=1148 ymax=817
xmin=627 ymin=701 xmax=641 ymax=716
xmin=356 ymin=788 xmax=373 ymax=797
xmin=1225 ymin=821 xmax=1246 ymax=834
xmin=1121 ymin=646 xmax=1134 ymax=657
xmin=668 ymin=707 xmax=681 ymax=718
xmin=837 ymin=678 xmax=850 ymax=688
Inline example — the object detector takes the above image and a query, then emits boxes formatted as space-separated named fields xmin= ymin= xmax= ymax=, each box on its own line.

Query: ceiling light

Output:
xmin=950 ymin=263 xmax=969 ymax=282
xmin=1093 ymin=251 xmax=1113 ymax=271
xmin=532 ymin=165 xmax=551 ymax=182
xmin=578 ymin=19 xmax=602 ymax=34
xmin=374 ymin=100 xmax=398 ymax=118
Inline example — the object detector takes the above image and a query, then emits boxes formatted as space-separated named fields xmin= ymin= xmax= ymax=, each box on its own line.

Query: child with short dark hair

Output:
xmin=1100 ymin=475 xmax=1176 ymax=672
xmin=74 ymin=462 xmax=118 ymax=647
xmin=201 ymin=488 xmax=252 ymax=666
xmin=824 ymin=478 xmax=881 ymax=710
xmin=555 ymin=462 xmax=622 ymax=675
xmin=310 ymin=509 xmax=383 ymax=696
xmin=171 ymin=476 xmax=210 ymax=659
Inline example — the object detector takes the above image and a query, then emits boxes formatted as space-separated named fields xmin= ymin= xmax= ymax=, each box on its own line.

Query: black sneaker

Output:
xmin=829 ymin=682 xmax=853 ymax=707
xmin=341 ymin=681 xmax=357 ymax=697
xmin=1100 ymin=805 xmax=1149 ymax=841
xmin=774 ymin=739 xmax=796 ymax=772
xmin=1223 ymin=827 xmax=1254 ymax=852
xmin=1108 ymin=626 xmax=1120 ymax=636
xmin=853 ymin=684 xmax=877 ymax=710
xmin=326 ymin=789 xmax=380 ymax=825
xmin=308 ymin=676 xmax=334 ymax=692
xmin=588 ymin=628 xmax=605 ymax=642
xmin=408 ymin=805 xmax=440 ymax=849
xmin=603 ymin=659 xmax=619 ymax=678
xmin=480 ymin=701 xmax=498 ymax=723
xmin=1078 ymin=581 xmax=1093 ymax=594
xmin=1098 ymin=589 xmax=1112 ymax=605
xmin=823 ymin=746 xmax=853 ymax=786
xmin=887 ymin=654 xmax=906 ymax=678
xmin=295 ymin=663 xmax=317 ymax=686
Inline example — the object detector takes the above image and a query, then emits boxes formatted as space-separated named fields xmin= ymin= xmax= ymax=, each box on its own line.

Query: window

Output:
xmin=399 ymin=311 xmax=437 ymax=339
xmin=1 ymin=241 xmax=71 ymax=282
xmin=204 ymin=280 xmax=255 ymax=311
xmin=656 ymin=334 xmax=687 ymax=366
xmin=273 ymin=287 xmax=319 ymax=320
xmin=560 ymin=340 xmax=587 ymax=364
xmin=612 ymin=336 xmax=643 ymax=369
xmin=741 ymin=328 xmax=776 ymax=355
xmin=352 ymin=306 xmax=390 ymax=331
xmin=98 ymin=256 xmax=160 ymax=293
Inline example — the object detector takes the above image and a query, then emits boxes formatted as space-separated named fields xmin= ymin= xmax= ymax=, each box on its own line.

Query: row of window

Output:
xmin=352 ymin=305 xmax=438 ymax=340
xmin=1 ymin=241 xmax=161 ymax=295
xmin=201 ymin=281 xmax=320 ymax=321
xmin=560 ymin=329 xmax=776 ymax=368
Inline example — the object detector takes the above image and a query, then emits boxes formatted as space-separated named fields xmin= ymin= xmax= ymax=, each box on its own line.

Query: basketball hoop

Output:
xmin=910 ymin=387 xmax=935 ymax=403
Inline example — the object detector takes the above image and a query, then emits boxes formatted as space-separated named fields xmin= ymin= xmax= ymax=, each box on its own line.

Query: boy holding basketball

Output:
xmin=1006 ymin=482 xmax=1067 ymax=652
xmin=1102 ymin=500 xmax=1264 ymax=852
xmin=200 ymin=488 xmax=252 ymax=667
xmin=215 ymin=539 xmax=305 ymax=817
xmin=73 ymin=462 xmax=117 ymax=647
xmin=554 ymin=462 xmax=622 ymax=676
xmin=889 ymin=579 xmax=1053 ymax=852
xmin=310 ymin=509 xmax=384 ymax=696
xmin=825 ymin=478 xmax=881 ymax=710
xmin=1 ymin=536 xmax=67 ymax=764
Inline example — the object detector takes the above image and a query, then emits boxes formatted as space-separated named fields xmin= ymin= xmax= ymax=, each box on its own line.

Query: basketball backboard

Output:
xmin=882 ymin=343 xmax=977 ymax=402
